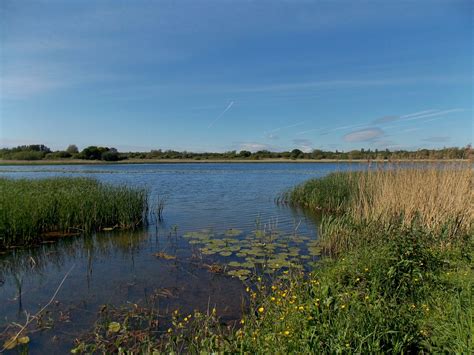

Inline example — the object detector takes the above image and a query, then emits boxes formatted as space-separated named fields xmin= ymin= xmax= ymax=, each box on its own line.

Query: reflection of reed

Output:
xmin=0 ymin=230 xmax=150 ymax=280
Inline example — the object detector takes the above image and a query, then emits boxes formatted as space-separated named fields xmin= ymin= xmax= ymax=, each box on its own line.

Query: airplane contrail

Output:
xmin=208 ymin=101 xmax=234 ymax=128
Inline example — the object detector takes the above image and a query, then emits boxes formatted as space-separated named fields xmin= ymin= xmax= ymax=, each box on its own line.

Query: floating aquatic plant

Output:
xmin=181 ymin=226 xmax=319 ymax=280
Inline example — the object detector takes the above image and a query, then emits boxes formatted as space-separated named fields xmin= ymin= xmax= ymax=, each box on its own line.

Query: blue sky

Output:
xmin=0 ymin=0 xmax=472 ymax=152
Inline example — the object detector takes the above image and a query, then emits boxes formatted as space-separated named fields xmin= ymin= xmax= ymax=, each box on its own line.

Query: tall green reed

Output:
xmin=0 ymin=177 xmax=149 ymax=248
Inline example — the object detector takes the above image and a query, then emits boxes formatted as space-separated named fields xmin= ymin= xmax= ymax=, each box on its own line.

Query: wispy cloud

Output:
xmin=403 ymin=127 xmax=421 ymax=133
xmin=297 ymin=122 xmax=367 ymax=136
xmin=266 ymin=133 xmax=279 ymax=140
xmin=267 ymin=121 xmax=306 ymax=133
xmin=401 ymin=109 xmax=463 ymax=122
xmin=264 ymin=121 xmax=305 ymax=139
xmin=295 ymin=127 xmax=323 ymax=135
xmin=372 ymin=108 xmax=463 ymax=126
xmin=231 ymin=76 xmax=465 ymax=94
xmin=343 ymin=127 xmax=384 ymax=142
xmin=207 ymin=101 xmax=234 ymax=128
xmin=292 ymin=138 xmax=313 ymax=152
xmin=372 ymin=115 xmax=400 ymax=124
xmin=422 ymin=136 xmax=451 ymax=143
xmin=235 ymin=142 xmax=274 ymax=152
xmin=1 ymin=74 xmax=64 ymax=99
xmin=400 ymin=109 xmax=438 ymax=119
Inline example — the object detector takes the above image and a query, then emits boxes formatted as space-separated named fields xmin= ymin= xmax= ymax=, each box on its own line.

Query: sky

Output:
xmin=0 ymin=0 xmax=472 ymax=153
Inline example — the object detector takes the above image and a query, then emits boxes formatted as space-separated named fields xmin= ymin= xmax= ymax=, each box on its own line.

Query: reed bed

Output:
xmin=285 ymin=165 xmax=472 ymax=255
xmin=352 ymin=167 xmax=472 ymax=234
xmin=0 ymin=177 xmax=149 ymax=248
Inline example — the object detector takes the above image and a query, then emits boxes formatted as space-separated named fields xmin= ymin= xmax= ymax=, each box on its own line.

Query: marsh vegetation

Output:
xmin=0 ymin=177 xmax=149 ymax=249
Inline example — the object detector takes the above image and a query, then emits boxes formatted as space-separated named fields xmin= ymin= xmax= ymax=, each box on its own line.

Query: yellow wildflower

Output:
xmin=258 ymin=307 xmax=265 ymax=313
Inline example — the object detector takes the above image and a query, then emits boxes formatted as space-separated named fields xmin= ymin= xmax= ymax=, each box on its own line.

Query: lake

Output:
xmin=0 ymin=162 xmax=368 ymax=353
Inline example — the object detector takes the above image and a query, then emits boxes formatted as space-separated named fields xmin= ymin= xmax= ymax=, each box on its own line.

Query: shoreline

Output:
xmin=0 ymin=158 xmax=470 ymax=166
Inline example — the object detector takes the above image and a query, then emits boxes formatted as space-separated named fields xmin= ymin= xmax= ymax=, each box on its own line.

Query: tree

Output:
xmin=66 ymin=144 xmax=79 ymax=154
xmin=102 ymin=150 xmax=120 ymax=161
xmin=79 ymin=146 xmax=103 ymax=160
xmin=290 ymin=149 xmax=303 ymax=159
xmin=239 ymin=150 xmax=252 ymax=158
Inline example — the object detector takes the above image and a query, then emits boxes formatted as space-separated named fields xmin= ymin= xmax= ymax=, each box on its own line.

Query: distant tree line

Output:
xmin=0 ymin=144 xmax=472 ymax=161
xmin=0 ymin=144 xmax=125 ymax=161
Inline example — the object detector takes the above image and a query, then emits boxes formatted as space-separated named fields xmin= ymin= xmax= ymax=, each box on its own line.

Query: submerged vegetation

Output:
xmin=70 ymin=165 xmax=472 ymax=353
xmin=0 ymin=177 xmax=149 ymax=249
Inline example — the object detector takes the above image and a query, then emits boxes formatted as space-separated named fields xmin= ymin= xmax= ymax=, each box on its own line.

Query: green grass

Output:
xmin=0 ymin=177 xmax=149 ymax=248
xmin=279 ymin=172 xmax=359 ymax=213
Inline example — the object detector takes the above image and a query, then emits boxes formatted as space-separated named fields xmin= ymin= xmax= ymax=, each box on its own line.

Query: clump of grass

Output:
xmin=0 ymin=177 xmax=149 ymax=248
xmin=279 ymin=171 xmax=360 ymax=213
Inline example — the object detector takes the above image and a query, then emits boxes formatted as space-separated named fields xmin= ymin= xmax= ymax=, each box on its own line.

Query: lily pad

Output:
xmin=201 ymin=248 xmax=217 ymax=255
xmin=224 ymin=229 xmax=243 ymax=237
xmin=228 ymin=261 xmax=243 ymax=267
xmin=108 ymin=322 xmax=121 ymax=333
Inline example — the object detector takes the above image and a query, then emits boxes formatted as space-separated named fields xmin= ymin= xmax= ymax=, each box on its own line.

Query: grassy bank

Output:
xmin=0 ymin=177 xmax=148 ymax=249
xmin=64 ymin=167 xmax=474 ymax=353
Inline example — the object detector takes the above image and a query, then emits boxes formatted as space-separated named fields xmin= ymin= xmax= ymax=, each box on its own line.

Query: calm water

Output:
xmin=0 ymin=162 xmax=368 ymax=353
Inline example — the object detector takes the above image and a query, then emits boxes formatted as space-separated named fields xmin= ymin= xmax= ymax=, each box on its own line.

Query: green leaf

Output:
xmin=108 ymin=322 xmax=121 ymax=333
